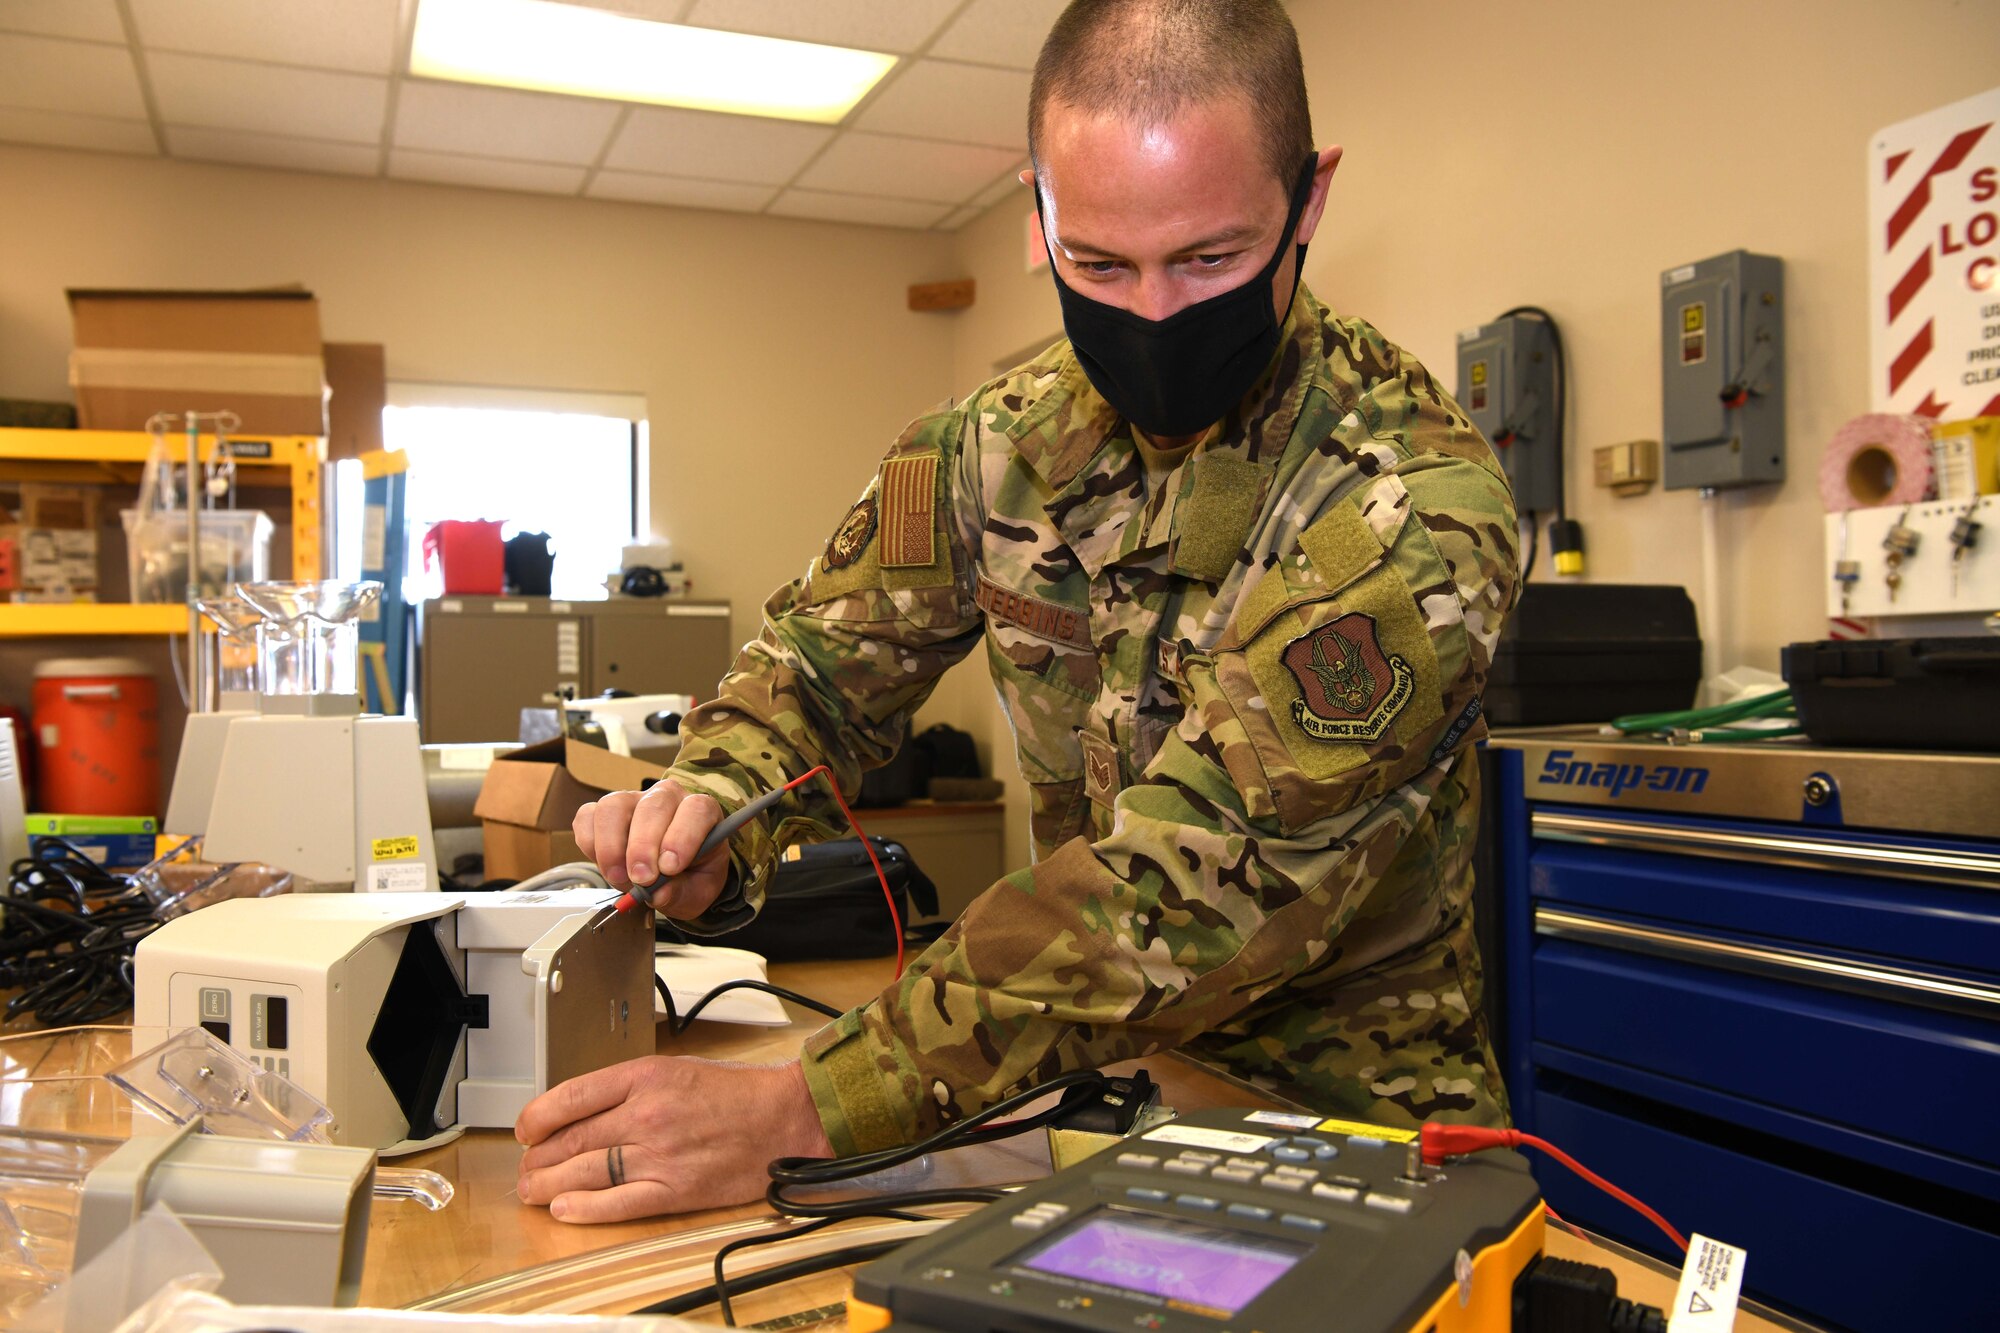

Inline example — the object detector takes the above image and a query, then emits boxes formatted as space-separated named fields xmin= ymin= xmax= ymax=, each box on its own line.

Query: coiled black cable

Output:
xmin=1 ymin=838 xmax=162 ymax=1026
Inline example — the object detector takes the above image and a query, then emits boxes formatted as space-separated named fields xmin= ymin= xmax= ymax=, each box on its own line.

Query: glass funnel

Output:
xmin=196 ymin=595 xmax=263 ymax=702
xmin=234 ymin=581 xmax=382 ymax=698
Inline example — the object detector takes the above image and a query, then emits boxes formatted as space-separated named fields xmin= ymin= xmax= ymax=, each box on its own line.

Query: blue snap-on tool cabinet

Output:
xmin=1483 ymin=732 xmax=2000 ymax=1333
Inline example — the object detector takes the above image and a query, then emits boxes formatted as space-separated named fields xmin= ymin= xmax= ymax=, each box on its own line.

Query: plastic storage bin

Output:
xmin=120 ymin=508 xmax=272 ymax=604
xmin=424 ymin=519 xmax=506 ymax=595
xmin=1782 ymin=636 xmax=2000 ymax=751
xmin=31 ymin=657 xmax=160 ymax=816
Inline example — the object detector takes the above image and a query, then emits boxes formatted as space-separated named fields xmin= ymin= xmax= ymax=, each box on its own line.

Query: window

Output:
xmin=333 ymin=389 xmax=646 ymax=603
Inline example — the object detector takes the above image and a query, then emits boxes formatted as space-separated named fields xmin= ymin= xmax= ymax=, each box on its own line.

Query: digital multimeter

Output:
xmin=847 ymin=1108 xmax=1545 ymax=1333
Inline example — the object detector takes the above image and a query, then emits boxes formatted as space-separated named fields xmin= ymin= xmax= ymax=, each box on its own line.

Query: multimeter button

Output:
xmin=1260 ymin=1174 xmax=1308 ymax=1192
xmin=1329 ymin=1174 xmax=1367 ymax=1190
xmin=1311 ymin=1182 xmax=1360 ymax=1203
xmin=1127 ymin=1186 xmax=1171 ymax=1203
xmin=1345 ymin=1135 xmax=1387 ymax=1150
xmin=1179 ymin=1151 xmax=1223 ymax=1163
xmin=1226 ymin=1203 xmax=1273 ymax=1221
xmin=1281 ymin=1213 xmax=1329 ymax=1232
xmin=1225 ymin=1157 xmax=1270 ymax=1173
xmin=1175 ymin=1194 xmax=1223 ymax=1211
xmin=1026 ymin=1203 xmax=1071 ymax=1218
xmin=1164 ymin=1159 xmax=1209 ymax=1175
xmin=1116 ymin=1152 xmax=1161 ymax=1168
xmin=1209 ymin=1167 xmax=1258 ymax=1184
xmin=1312 ymin=1144 xmax=1340 ymax=1160
xmin=1271 ymin=1146 xmax=1311 ymax=1163
xmin=1011 ymin=1214 xmax=1051 ymax=1229
xmin=1364 ymin=1192 xmax=1415 ymax=1214
xmin=1271 ymin=1165 xmax=1318 ymax=1181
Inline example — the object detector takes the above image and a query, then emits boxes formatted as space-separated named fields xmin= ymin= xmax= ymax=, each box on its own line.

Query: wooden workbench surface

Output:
xmin=361 ymin=954 xmax=1807 ymax=1330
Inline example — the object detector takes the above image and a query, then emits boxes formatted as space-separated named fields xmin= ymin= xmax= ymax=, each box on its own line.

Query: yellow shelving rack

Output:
xmin=0 ymin=427 xmax=323 ymax=637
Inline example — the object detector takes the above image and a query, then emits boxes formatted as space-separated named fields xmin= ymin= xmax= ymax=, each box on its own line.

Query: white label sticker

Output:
xmin=1242 ymin=1111 xmax=1321 ymax=1130
xmin=494 ymin=600 xmax=529 ymax=613
xmin=362 ymin=504 xmax=387 ymax=570
xmin=440 ymin=599 xmax=462 ymax=613
xmin=366 ymin=862 xmax=431 ymax=892
xmin=1664 ymin=264 xmax=1697 ymax=285
xmin=1143 ymin=1124 xmax=1275 ymax=1154
xmin=1668 ymin=1233 xmax=1747 ymax=1333
xmin=664 ymin=604 xmax=728 ymax=617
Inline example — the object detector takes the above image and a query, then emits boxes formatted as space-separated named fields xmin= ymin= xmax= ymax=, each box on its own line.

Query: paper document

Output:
xmin=654 ymin=944 xmax=789 ymax=1026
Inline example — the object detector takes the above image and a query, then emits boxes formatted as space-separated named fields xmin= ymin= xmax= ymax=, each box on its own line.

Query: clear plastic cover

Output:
xmin=106 ymin=1029 xmax=335 ymax=1145
xmin=131 ymin=859 xmax=293 ymax=922
xmin=236 ymin=581 xmax=381 ymax=698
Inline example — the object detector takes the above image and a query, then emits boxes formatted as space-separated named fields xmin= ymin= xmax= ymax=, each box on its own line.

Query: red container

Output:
xmin=32 ymin=657 xmax=160 ymax=816
xmin=424 ymin=520 xmax=506 ymax=595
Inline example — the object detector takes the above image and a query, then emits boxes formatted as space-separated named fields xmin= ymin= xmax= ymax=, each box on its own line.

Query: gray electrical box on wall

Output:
xmin=1456 ymin=315 xmax=1559 ymax=514
xmin=1661 ymin=250 xmax=1785 ymax=491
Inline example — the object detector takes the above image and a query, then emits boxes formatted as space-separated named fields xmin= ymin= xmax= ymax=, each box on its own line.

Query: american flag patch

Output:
xmin=878 ymin=453 xmax=938 ymax=567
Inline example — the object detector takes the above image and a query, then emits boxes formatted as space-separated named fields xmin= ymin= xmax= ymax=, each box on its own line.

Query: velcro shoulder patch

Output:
xmin=878 ymin=452 xmax=939 ymax=568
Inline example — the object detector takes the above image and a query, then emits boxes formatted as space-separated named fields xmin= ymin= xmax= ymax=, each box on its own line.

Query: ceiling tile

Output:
xmin=396 ymin=81 xmax=622 ymax=166
xmin=168 ymin=125 xmax=380 ymax=176
xmin=795 ymin=132 xmax=1020 ymax=205
xmin=390 ymin=149 xmax=588 ymax=196
xmin=604 ymin=104 xmax=831 ymax=184
xmin=935 ymin=204 xmax=982 ymax=231
xmin=974 ymin=163 xmax=1029 ymax=208
xmin=684 ymin=0 xmax=958 ymax=54
xmin=0 ymin=105 xmax=154 ymax=154
xmin=854 ymin=59 xmax=1028 ymax=150
xmin=0 ymin=0 xmax=124 ymax=43
xmin=149 ymin=51 xmax=388 ymax=143
xmin=548 ymin=0 xmax=692 ymax=19
xmin=587 ymin=171 xmax=775 ymax=211
xmin=928 ymin=0 xmax=1066 ymax=70
xmin=128 ymin=0 xmax=399 ymax=75
xmin=0 ymin=32 xmax=144 ymax=118
xmin=767 ymin=189 xmax=950 ymax=230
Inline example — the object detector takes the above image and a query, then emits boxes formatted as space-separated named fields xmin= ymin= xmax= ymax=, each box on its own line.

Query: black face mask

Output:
xmin=1042 ymin=154 xmax=1318 ymax=439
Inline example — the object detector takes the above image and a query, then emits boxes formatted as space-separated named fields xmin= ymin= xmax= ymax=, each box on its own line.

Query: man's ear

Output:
xmin=1293 ymin=146 xmax=1344 ymax=247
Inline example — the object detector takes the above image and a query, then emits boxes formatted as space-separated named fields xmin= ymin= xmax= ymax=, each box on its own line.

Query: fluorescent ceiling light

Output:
xmin=410 ymin=0 xmax=897 ymax=124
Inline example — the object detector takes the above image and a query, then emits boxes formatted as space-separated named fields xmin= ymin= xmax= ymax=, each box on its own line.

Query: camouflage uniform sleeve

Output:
xmin=799 ymin=368 xmax=1518 ymax=1154
xmin=663 ymin=405 xmax=984 ymax=933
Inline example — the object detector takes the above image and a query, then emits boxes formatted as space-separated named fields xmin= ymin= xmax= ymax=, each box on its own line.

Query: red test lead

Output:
xmin=1419 ymin=1122 xmax=1690 ymax=1254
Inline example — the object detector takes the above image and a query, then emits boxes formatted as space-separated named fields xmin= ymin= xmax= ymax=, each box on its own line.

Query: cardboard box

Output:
xmin=324 ymin=342 xmax=386 ymax=463
xmin=473 ymin=737 xmax=667 ymax=880
xmin=66 ymin=287 xmax=329 ymax=436
xmin=16 ymin=484 xmax=101 ymax=531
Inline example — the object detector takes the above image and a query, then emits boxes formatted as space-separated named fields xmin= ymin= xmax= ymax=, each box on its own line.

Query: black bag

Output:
xmin=504 ymin=531 xmax=555 ymax=596
xmin=701 ymin=837 xmax=938 ymax=961
xmin=913 ymin=723 xmax=981 ymax=780
xmin=857 ymin=744 xmax=929 ymax=807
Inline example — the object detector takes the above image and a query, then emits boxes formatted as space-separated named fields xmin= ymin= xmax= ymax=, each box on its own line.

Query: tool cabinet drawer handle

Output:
xmin=61 ymin=684 xmax=122 ymax=700
xmin=1534 ymin=907 xmax=2000 ymax=1017
xmin=1530 ymin=811 xmax=2000 ymax=890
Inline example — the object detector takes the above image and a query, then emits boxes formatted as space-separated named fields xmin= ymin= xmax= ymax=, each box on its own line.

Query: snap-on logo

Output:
xmin=1539 ymin=749 xmax=1708 ymax=797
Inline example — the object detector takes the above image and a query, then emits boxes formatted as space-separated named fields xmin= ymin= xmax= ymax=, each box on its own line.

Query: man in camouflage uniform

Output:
xmin=516 ymin=0 xmax=1517 ymax=1223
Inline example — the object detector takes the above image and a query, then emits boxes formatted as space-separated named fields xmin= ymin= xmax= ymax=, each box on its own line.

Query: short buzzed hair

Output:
xmin=1029 ymin=0 xmax=1313 ymax=188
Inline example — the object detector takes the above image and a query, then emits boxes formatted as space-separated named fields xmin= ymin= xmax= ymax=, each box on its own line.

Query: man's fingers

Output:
xmin=658 ymin=792 xmax=723 ymax=879
xmin=624 ymin=782 xmax=688 ymax=886
xmin=514 ymin=1057 xmax=643 ymax=1147
xmin=518 ymin=1140 xmax=642 ymax=1205
xmin=584 ymin=792 xmax=641 ymax=890
xmin=549 ymin=1180 xmax=680 ymax=1225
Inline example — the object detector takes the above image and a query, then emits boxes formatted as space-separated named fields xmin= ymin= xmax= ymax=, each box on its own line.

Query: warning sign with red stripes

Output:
xmin=1870 ymin=88 xmax=2000 ymax=420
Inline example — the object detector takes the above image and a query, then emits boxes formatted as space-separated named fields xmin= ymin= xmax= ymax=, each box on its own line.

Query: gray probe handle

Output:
xmin=626 ymin=784 xmax=788 ymax=910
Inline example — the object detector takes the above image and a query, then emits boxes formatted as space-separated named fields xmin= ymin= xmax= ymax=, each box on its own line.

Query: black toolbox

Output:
xmin=1487 ymin=583 xmax=1702 ymax=725
xmin=1782 ymin=637 xmax=2000 ymax=751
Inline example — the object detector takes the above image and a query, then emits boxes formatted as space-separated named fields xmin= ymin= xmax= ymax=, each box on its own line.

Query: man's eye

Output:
xmin=1076 ymin=259 xmax=1120 ymax=276
xmin=1192 ymin=253 xmax=1233 ymax=268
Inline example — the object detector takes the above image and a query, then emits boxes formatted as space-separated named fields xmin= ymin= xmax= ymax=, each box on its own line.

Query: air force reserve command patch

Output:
xmin=1282 ymin=612 xmax=1414 ymax=743
xmin=823 ymin=493 xmax=877 ymax=570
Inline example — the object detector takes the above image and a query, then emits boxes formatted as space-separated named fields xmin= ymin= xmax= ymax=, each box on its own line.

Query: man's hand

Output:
xmin=574 ymin=780 xmax=731 ymax=919
xmin=516 ymin=1056 xmax=835 ymax=1222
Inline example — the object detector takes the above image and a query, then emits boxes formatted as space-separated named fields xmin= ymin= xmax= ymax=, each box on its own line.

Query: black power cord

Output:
xmin=651 ymin=972 xmax=842 ymax=1037
xmin=1498 ymin=305 xmax=1583 ymax=577
xmin=1 ymin=838 xmax=162 ymax=1026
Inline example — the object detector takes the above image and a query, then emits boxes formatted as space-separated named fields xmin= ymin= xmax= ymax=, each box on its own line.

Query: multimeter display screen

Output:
xmin=1014 ymin=1209 xmax=1308 ymax=1315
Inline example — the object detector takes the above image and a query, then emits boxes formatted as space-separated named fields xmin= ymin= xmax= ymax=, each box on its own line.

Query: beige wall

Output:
xmin=946 ymin=0 xmax=2000 ymax=867
xmin=0 ymin=142 xmax=960 ymax=633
